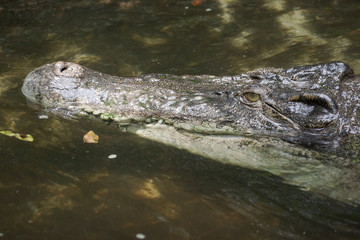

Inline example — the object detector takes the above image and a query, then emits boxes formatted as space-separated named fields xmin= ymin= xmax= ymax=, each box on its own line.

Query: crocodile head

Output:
xmin=22 ymin=61 xmax=357 ymax=148
xmin=225 ymin=62 xmax=355 ymax=147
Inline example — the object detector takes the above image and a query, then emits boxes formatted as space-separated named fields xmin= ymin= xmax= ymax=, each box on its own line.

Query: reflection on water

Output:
xmin=1 ymin=118 xmax=360 ymax=239
xmin=0 ymin=0 xmax=360 ymax=239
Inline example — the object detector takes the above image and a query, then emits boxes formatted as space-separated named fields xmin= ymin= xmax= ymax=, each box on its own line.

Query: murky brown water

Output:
xmin=0 ymin=0 xmax=360 ymax=239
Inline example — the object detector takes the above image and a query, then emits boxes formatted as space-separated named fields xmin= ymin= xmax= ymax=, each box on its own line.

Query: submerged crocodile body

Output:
xmin=22 ymin=61 xmax=360 ymax=204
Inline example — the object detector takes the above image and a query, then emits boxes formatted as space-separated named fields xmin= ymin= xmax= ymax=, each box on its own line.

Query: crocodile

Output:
xmin=21 ymin=61 xmax=360 ymax=204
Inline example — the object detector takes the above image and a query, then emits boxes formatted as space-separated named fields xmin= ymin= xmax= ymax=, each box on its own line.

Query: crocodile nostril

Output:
xmin=60 ymin=66 xmax=68 ymax=72
xmin=54 ymin=61 xmax=85 ymax=78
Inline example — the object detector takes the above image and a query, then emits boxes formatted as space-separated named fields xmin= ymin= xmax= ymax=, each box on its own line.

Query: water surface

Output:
xmin=0 ymin=0 xmax=360 ymax=239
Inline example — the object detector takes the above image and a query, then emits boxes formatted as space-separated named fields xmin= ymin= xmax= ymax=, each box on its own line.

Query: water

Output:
xmin=0 ymin=0 xmax=360 ymax=239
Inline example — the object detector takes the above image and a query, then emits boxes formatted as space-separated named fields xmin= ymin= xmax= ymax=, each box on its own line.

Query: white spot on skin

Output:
xmin=108 ymin=154 xmax=117 ymax=159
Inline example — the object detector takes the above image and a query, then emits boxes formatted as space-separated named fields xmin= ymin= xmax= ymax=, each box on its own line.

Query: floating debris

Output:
xmin=38 ymin=115 xmax=49 ymax=119
xmin=108 ymin=154 xmax=117 ymax=159
xmin=0 ymin=130 xmax=34 ymax=142
xmin=83 ymin=130 xmax=99 ymax=143
xmin=192 ymin=0 xmax=201 ymax=6
xmin=136 ymin=233 xmax=146 ymax=239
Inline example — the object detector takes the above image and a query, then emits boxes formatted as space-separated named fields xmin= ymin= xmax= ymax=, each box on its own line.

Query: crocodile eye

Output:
xmin=244 ymin=92 xmax=260 ymax=102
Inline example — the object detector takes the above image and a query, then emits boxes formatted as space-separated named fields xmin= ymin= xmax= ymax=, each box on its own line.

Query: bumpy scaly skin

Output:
xmin=21 ymin=61 xmax=360 ymax=204
xmin=22 ymin=61 xmax=358 ymax=148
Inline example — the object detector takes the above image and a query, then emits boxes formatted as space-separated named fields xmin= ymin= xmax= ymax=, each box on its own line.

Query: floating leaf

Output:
xmin=83 ymin=130 xmax=99 ymax=143
xmin=192 ymin=0 xmax=202 ymax=6
xmin=0 ymin=130 xmax=34 ymax=142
